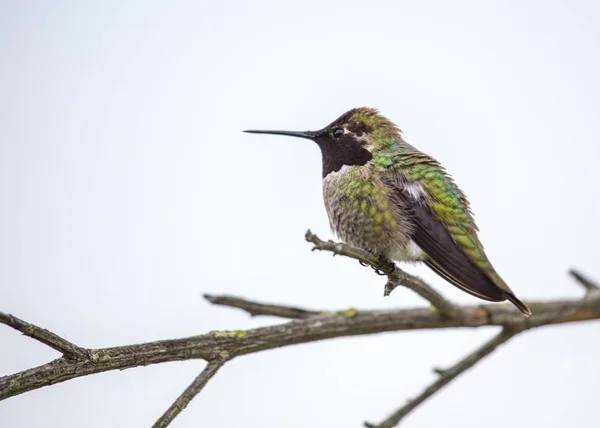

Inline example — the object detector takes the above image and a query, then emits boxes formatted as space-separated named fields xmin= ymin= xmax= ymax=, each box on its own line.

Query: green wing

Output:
xmin=380 ymin=148 xmax=531 ymax=316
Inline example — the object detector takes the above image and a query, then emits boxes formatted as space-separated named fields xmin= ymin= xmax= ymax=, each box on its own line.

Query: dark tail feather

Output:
xmin=506 ymin=293 xmax=532 ymax=317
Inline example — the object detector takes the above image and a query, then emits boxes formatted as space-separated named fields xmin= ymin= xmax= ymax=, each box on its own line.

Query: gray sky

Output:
xmin=1 ymin=1 xmax=599 ymax=426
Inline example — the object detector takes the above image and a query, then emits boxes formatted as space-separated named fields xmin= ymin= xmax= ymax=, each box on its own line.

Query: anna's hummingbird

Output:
xmin=245 ymin=107 xmax=531 ymax=316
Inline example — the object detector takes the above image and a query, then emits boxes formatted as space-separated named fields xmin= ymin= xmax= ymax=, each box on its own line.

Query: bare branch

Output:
xmin=152 ymin=360 xmax=225 ymax=428
xmin=569 ymin=269 xmax=600 ymax=292
xmin=0 ymin=312 xmax=87 ymax=361
xmin=2 ymin=223 xmax=597 ymax=428
xmin=3 ymin=291 xmax=596 ymax=402
xmin=364 ymin=328 xmax=520 ymax=428
xmin=203 ymin=294 xmax=321 ymax=319
xmin=305 ymin=230 xmax=395 ymax=273
xmin=385 ymin=269 xmax=459 ymax=318
xmin=305 ymin=230 xmax=459 ymax=317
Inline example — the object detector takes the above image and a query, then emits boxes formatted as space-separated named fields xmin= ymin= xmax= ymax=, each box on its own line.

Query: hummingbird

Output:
xmin=244 ymin=107 xmax=531 ymax=316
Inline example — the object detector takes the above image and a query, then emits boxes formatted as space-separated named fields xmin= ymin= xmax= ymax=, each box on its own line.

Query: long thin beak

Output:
xmin=243 ymin=129 xmax=317 ymax=139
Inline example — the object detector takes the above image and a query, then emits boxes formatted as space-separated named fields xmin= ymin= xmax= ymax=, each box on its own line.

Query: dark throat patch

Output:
xmin=316 ymin=134 xmax=372 ymax=178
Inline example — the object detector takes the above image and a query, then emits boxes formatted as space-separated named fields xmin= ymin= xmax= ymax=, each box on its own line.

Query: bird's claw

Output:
xmin=358 ymin=257 xmax=395 ymax=276
xmin=378 ymin=255 xmax=396 ymax=274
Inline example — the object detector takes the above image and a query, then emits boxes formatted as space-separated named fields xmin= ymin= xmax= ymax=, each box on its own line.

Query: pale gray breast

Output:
xmin=322 ymin=165 xmax=355 ymax=241
xmin=321 ymin=165 xmax=414 ymax=256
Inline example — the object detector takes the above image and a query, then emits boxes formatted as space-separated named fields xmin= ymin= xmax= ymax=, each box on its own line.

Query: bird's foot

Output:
xmin=357 ymin=255 xmax=396 ymax=276
xmin=375 ymin=255 xmax=396 ymax=275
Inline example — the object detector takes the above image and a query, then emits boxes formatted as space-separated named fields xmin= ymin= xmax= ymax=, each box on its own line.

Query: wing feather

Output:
xmin=383 ymin=168 xmax=508 ymax=302
xmin=379 ymin=140 xmax=531 ymax=315
xmin=410 ymin=202 xmax=506 ymax=302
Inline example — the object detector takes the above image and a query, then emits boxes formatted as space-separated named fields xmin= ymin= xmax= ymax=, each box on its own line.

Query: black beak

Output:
xmin=243 ymin=129 xmax=318 ymax=140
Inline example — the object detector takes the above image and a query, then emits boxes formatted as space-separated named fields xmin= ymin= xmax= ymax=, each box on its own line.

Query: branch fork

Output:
xmin=305 ymin=229 xmax=459 ymax=318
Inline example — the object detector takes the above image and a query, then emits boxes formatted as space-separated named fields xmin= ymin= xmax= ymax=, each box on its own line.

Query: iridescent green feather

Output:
xmin=379 ymin=137 xmax=495 ymax=273
xmin=338 ymin=169 xmax=398 ymax=236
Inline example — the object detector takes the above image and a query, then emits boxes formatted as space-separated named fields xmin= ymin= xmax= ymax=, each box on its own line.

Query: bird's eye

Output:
xmin=333 ymin=128 xmax=344 ymax=139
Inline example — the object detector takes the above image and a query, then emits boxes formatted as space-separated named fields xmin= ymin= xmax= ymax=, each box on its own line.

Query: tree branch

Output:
xmin=385 ymin=269 xmax=459 ymax=318
xmin=0 ymin=312 xmax=87 ymax=361
xmin=2 ymin=292 xmax=598 ymax=402
xmin=152 ymin=360 xmax=225 ymax=428
xmin=1 ymin=230 xmax=598 ymax=428
xmin=360 ymin=268 xmax=600 ymax=427
xmin=305 ymin=230 xmax=459 ymax=317
xmin=203 ymin=294 xmax=321 ymax=319
xmin=569 ymin=269 xmax=600 ymax=293
xmin=364 ymin=327 xmax=521 ymax=428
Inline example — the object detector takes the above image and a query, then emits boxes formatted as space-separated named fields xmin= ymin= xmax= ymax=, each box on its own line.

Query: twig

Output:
xmin=3 ymin=293 xmax=599 ymax=401
xmin=305 ymin=230 xmax=459 ymax=317
xmin=364 ymin=328 xmax=521 ymax=428
xmin=385 ymin=269 xmax=459 ymax=318
xmin=305 ymin=229 xmax=395 ymax=271
xmin=569 ymin=269 xmax=600 ymax=292
xmin=0 ymin=312 xmax=87 ymax=361
xmin=152 ymin=360 xmax=225 ymax=428
xmin=203 ymin=294 xmax=321 ymax=319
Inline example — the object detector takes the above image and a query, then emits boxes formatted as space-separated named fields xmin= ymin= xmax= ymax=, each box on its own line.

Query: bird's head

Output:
xmin=244 ymin=107 xmax=400 ymax=177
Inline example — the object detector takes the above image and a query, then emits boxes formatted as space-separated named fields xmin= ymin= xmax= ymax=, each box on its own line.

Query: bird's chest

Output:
xmin=322 ymin=166 xmax=402 ymax=252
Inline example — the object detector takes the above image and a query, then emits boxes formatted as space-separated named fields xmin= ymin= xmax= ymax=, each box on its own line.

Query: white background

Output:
xmin=1 ymin=1 xmax=599 ymax=427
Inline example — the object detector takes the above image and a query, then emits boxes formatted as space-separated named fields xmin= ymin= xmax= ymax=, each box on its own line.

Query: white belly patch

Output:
xmin=389 ymin=240 xmax=426 ymax=261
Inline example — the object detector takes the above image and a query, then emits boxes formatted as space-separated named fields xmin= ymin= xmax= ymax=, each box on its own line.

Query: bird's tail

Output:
xmin=506 ymin=293 xmax=532 ymax=317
